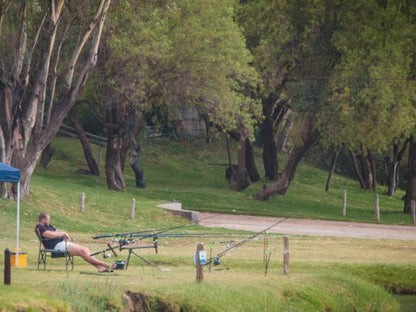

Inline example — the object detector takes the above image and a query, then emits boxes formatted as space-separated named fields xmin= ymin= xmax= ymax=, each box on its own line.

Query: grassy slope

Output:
xmin=140 ymin=137 xmax=409 ymax=225
xmin=0 ymin=136 xmax=414 ymax=311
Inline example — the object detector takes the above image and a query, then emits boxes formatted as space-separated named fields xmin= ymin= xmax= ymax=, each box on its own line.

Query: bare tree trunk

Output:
xmin=68 ymin=108 xmax=99 ymax=176
xmin=235 ymin=136 xmax=250 ymax=191
xmin=256 ymin=128 xmax=319 ymax=200
xmin=404 ymin=136 xmax=416 ymax=213
xmin=245 ymin=139 xmax=260 ymax=183
xmin=263 ymin=114 xmax=278 ymax=180
xmin=40 ymin=143 xmax=55 ymax=169
xmin=358 ymin=154 xmax=371 ymax=189
xmin=367 ymin=150 xmax=377 ymax=191
xmin=348 ymin=147 xmax=366 ymax=188
xmin=0 ymin=0 xmax=111 ymax=198
xmin=129 ymin=142 xmax=145 ymax=188
xmin=387 ymin=139 xmax=409 ymax=196
xmin=325 ymin=145 xmax=341 ymax=192
xmin=120 ymin=138 xmax=131 ymax=173
xmin=105 ymin=133 xmax=125 ymax=191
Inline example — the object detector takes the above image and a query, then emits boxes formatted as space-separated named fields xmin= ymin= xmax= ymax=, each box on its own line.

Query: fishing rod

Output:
xmin=92 ymin=212 xmax=218 ymax=240
xmin=92 ymin=227 xmax=177 ymax=239
xmin=264 ymin=233 xmax=277 ymax=276
xmin=204 ymin=217 xmax=290 ymax=266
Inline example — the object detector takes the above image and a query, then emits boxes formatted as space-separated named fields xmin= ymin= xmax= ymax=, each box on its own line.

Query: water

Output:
xmin=396 ymin=295 xmax=416 ymax=312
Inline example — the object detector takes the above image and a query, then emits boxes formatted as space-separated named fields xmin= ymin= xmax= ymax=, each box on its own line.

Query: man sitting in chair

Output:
xmin=36 ymin=212 xmax=116 ymax=272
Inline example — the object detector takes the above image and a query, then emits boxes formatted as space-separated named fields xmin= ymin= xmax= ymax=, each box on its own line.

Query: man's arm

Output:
xmin=42 ymin=230 xmax=71 ymax=241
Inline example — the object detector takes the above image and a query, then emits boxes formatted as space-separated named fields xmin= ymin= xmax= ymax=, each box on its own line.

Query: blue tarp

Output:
xmin=0 ymin=162 xmax=20 ymax=182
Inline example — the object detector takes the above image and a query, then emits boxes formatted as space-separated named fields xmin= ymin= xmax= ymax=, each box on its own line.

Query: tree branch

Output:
xmin=64 ymin=0 xmax=106 ymax=88
xmin=0 ymin=0 xmax=11 ymax=35
xmin=11 ymin=2 xmax=27 ymax=81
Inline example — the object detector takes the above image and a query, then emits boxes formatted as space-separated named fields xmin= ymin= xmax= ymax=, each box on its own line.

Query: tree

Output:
xmin=319 ymin=0 xmax=416 ymax=192
xmin=0 ymin=0 xmax=111 ymax=198
xmin=239 ymin=0 xmax=339 ymax=198
xmin=80 ymin=0 xmax=261 ymax=191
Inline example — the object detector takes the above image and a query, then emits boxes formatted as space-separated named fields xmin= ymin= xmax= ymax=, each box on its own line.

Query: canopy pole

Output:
xmin=15 ymin=182 xmax=20 ymax=267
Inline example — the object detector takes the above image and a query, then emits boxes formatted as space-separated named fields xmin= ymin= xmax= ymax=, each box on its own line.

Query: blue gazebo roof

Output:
xmin=0 ymin=162 xmax=20 ymax=183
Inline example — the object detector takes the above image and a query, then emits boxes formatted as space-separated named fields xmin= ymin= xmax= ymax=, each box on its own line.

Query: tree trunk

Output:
xmin=235 ymin=136 xmax=250 ymax=191
xmin=263 ymin=114 xmax=278 ymax=180
xmin=404 ymin=136 xmax=416 ymax=213
xmin=225 ymin=130 xmax=259 ymax=185
xmin=387 ymin=140 xmax=409 ymax=197
xmin=0 ymin=0 xmax=111 ymax=199
xmin=358 ymin=154 xmax=370 ymax=189
xmin=325 ymin=145 xmax=341 ymax=192
xmin=121 ymin=136 xmax=132 ymax=173
xmin=202 ymin=114 xmax=211 ymax=144
xmin=367 ymin=150 xmax=377 ymax=191
xmin=256 ymin=128 xmax=319 ymax=200
xmin=129 ymin=142 xmax=145 ymax=188
xmin=245 ymin=139 xmax=260 ymax=183
xmin=348 ymin=147 xmax=366 ymax=188
xmin=68 ymin=108 xmax=99 ymax=176
xmin=40 ymin=143 xmax=55 ymax=169
xmin=105 ymin=133 xmax=126 ymax=191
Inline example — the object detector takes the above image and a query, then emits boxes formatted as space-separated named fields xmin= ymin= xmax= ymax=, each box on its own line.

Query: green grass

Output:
xmin=134 ymin=137 xmax=409 ymax=225
xmin=0 ymin=136 xmax=414 ymax=311
xmin=0 ymin=285 xmax=70 ymax=311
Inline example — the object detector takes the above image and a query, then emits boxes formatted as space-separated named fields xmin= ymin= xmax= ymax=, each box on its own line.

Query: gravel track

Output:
xmin=199 ymin=212 xmax=416 ymax=240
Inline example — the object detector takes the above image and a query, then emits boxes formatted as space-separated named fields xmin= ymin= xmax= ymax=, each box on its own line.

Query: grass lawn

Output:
xmin=0 ymin=136 xmax=415 ymax=311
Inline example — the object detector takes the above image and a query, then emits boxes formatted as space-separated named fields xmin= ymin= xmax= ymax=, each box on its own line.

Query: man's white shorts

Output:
xmin=54 ymin=241 xmax=74 ymax=252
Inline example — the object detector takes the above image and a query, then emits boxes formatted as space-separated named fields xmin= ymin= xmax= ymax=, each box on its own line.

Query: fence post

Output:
xmin=375 ymin=194 xmax=380 ymax=222
xmin=4 ymin=248 xmax=11 ymax=285
xmin=130 ymin=198 xmax=136 ymax=219
xmin=80 ymin=192 xmax=85 ymax=212
xmin=283 ymin=236 xmax=290 ymax=275
xmin=196 ymin=243 xmax=204 ymax=283
xmin=411 ymin=200 xmax=415 ymax=225
xmin=342 ymin=189 xmax=347 ymax=216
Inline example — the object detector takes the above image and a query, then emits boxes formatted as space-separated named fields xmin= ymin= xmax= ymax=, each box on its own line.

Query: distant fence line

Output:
xmin=58 ymin=124 xmax=107 ymax=147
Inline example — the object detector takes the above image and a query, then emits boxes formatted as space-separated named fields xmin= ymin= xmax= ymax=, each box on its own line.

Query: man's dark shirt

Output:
xmin=35 ymin=224 xmax=64 ymax=249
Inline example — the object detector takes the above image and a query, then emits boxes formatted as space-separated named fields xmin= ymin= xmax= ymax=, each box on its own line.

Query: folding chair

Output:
xmin=34 ymin=227 xmax=74 ymax=270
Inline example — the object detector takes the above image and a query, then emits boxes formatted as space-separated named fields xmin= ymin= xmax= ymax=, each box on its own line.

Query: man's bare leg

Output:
xmin=68 ymin=243 xmax=113 ymax=272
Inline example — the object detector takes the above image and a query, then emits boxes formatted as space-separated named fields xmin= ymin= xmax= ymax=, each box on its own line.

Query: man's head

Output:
xmin=38 ymin=212 xmax=50 ymax=225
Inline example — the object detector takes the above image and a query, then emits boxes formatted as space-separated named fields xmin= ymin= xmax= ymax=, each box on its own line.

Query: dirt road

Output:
xmin=199 ymin=212 xmax=416 ymax=240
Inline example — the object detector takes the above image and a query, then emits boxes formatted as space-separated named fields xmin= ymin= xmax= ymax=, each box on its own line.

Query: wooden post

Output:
xmin=375 ymin=194 xmax=380 ymax=222
xmin=411 ymin=200 xmax=415 ymax=225
xmin=342 ymin=189 xmax=347 ymax=216
xmin=80 ymin=192 xmax=85 ymax=212
xmin=196 ymin=243 xmax=204 ymax=283
xmin=130 ymin=198 xmax=136 ymax=219
xmin=4 ymin=248 xmax=11 ymax=285
xmin=283 ymin=236 xmax=289 ymax=275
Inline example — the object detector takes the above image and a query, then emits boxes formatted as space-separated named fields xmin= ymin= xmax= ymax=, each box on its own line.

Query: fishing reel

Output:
xmin=213 ymin=257 xmax=221 ymax=266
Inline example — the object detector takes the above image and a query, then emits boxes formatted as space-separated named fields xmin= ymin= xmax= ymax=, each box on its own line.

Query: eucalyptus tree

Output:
xmin=83 ymin=0 xmax=260 ymax=191
xmin=320 ymin=0 xmax=416 ymax=193
xmin=0 ymin=0 xmax=111 ymax=198
xmin=239 ymin=0 xmax=339 ymax=199
xmin=239 ymin=0 xmax=416 ymax=200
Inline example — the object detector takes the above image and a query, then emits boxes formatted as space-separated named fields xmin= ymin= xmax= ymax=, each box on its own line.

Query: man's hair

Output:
xmin=38 ymin=212 xmax=49 ymax=222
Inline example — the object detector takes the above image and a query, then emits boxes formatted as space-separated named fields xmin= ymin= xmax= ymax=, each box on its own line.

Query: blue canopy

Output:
xmin=0 ymin=162 xmax=20 ymax=182
xmin=0 ymin=162 xmax=21 ymax=266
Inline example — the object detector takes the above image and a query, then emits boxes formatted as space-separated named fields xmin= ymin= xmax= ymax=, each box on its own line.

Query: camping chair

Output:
xmin=34 ymin=228 xmax=74 ymax=270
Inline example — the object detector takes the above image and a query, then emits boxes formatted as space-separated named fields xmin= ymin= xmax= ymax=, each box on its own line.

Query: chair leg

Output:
xmin=65 ymin=253 xmax=74 ymax=271
xmin=37 ymin=251 xmax=41 ymax=270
